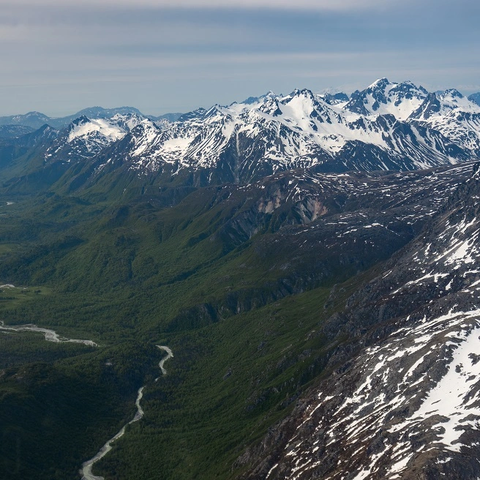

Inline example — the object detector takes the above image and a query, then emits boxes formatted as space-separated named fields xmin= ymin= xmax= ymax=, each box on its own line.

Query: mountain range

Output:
xmin=1 ymin=79 xmax=480 ymax=480
xmin=0 ymin=107 xmax=182 ymax=132
xmin=0 ymin=78 xmax=480 ymax=200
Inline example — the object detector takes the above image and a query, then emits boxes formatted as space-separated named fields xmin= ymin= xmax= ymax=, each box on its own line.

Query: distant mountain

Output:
xmin=0 ymin=106 xmax=182 ymax=130
xmin=149 ymin=112 xmax=183 ymax=123
xmin=47 ymin=106 xmax=145 ymax=129
xmin=0 ymin=111 xmax=52 ymax=129
xmin=0 ymin=125 xmax=34 ymax=139
xmin=469 ymin=92 xmax=480 ymax=107
xmin=1 ymin=78 xmax=480 ymax=199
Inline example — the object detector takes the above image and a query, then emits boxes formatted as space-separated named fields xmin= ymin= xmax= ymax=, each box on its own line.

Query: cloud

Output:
xmin=0 ymin=0 xmax=400 ymax=11
xmin=0 ymin=0 xmax=478 ymax=117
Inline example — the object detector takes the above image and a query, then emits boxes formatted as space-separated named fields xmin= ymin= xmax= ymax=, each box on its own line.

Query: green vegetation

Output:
xmin=0 ymin=285 xmax=51 ymax=313
xmin=0 ymin=183 xmax=379 ymax=479
xmin=0 ymin=338 xmax=159 ymax=480
xmin=97 ymin=287 xmax=345 ymax=480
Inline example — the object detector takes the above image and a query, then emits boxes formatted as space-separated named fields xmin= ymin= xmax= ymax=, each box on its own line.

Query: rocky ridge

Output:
xmin=95 ymin=79 xmax=480 ymax=183
xmin=238 ymin=163 xmax=480 ymax=479
xmin=2 ymin=79 xmax=480 ymax=196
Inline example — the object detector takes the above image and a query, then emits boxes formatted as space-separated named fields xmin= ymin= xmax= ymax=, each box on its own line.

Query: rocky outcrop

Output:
xmin=237 ymin=162 xmax=480 ymax=479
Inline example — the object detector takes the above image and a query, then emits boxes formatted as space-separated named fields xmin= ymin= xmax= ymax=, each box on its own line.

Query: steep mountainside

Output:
xmin=240 ymin=164 xmax=480 ymax=480
xmin=0 ymin=160 xmax=477 ymax=480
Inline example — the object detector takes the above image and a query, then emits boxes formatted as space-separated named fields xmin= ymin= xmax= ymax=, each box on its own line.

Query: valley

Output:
xmin=0 ymin=79 xmax=480 ymax=479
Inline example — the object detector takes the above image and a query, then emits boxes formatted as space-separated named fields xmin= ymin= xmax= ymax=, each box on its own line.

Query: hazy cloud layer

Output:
xmin=0 ymin=0 xmax=478 ymax=116
xmin=0 ymin=0 xmax=402 ymax=11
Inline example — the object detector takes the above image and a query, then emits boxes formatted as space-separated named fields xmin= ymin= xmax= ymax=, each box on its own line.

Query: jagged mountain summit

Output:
xmin=240 ymin=163 xmax=480 ymax=480
xmin=1 ymin=79 xmax=479 ymax=197
xmin=346 ymin=77 xmax=429 ymax=119
xmin=13 ymin=78 xmax=475 ymax=194
xmin=97 ymin=79 xmax=480 ymax=182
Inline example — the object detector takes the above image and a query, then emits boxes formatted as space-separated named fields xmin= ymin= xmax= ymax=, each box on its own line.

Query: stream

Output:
xmin=80 ymin=345 xmax=174 ymax=480
xmin=0 ymin=320 xmax=173 ymax=480
xmin=0 ymin=321 xmax=97 ymax=346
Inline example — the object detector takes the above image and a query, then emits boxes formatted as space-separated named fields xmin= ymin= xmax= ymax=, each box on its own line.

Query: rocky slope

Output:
xmin=239 ymin=163 xmax=480 ymax=479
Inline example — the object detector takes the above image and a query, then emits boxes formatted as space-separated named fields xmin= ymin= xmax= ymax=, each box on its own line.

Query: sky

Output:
xmin=0 ymin=0 xmax=479 ymax=117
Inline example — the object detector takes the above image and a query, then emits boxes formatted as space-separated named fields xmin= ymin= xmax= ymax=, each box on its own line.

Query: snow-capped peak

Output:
xmin=44 ymin=113 xmax=147 ymax=163
xmin=367 ymin=76 xmax=391 ymax=90
xmin=42 ymin=79 xmax=480 ymax=182
xmin=437 ymin=89 xmax=480 ymax=112
xmin=66 ymin=114 xmax=144 ymax=144
xmin=67 ymin=117 xmax=125 ymax=143
xmin=345 ymin=79 xmax=429 ymax=120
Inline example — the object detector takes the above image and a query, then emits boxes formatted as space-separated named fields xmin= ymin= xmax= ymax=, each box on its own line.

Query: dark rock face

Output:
xmin=237 ymin=163 xmax=480 ymax=479
xmin=410 ymin=92 xmax=442 ymax=120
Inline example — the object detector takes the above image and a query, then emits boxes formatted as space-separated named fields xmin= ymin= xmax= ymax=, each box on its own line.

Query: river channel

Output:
xmin=0 ymin=320 xmax=173 ymax=480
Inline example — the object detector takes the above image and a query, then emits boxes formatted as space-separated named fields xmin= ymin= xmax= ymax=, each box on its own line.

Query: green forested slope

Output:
xmin=0 ymin=163 xmax=456 ymax=479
